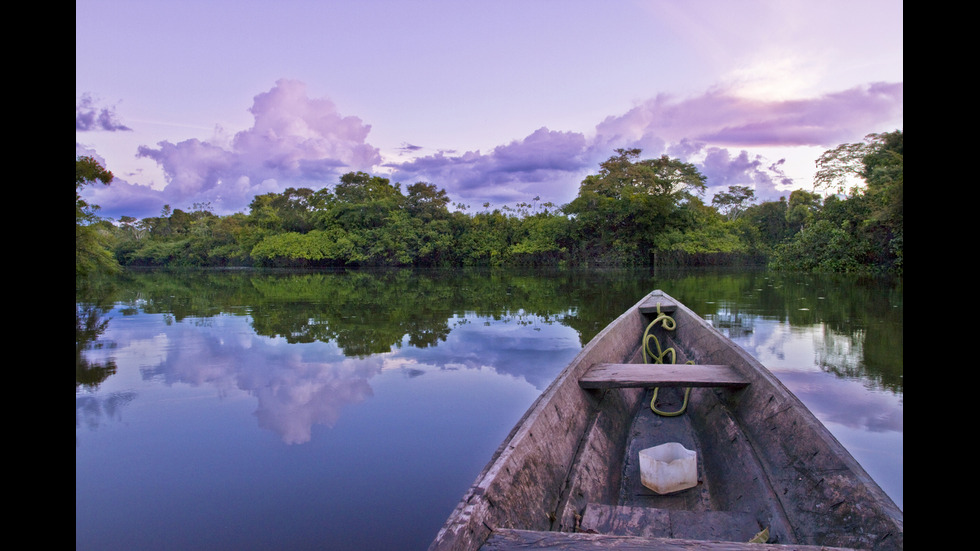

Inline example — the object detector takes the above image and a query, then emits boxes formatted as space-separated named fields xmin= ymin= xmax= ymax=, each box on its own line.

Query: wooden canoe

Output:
xmin=429 ymin=290 xmax=903 ymax=550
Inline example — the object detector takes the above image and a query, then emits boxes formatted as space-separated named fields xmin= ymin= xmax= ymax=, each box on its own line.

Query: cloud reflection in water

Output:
xmin=80 ymin=309 xmax=581 ymax=445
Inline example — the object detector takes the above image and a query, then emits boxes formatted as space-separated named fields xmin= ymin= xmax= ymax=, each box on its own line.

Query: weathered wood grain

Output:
xmin=638 ymin=297 xmax=677 ymax=314
xmin=580 ymin=504 xmax=759 ymax=542
xmin=578 ymin=363 xmax=750 ymax=389
xmin=482 ymin=528 xmax=862 ymax=550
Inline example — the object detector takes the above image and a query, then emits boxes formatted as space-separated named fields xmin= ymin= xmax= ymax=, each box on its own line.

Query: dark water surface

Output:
xmin=76 ymin=267 xmax=902 ymax=550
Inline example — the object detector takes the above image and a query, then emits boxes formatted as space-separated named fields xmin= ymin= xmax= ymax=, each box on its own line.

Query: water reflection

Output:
xmin=665 ymin=270 xmax=902 ymax=394
xmin=76 ymin=268 xmax=902 ymax=436
xmin=76 ymin=268 xmax=901 ymax=549
xmin=76 ymin=304 xmax=116 ymax=388
xmin=76 ymin=291 xmax=582 ymax=444
xmin=76 ymin=392 xmax=137 ymax=430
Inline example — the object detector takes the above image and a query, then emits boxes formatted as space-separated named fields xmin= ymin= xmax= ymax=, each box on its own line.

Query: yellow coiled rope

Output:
xmin=641 ymin=303 xmax=692 ymax=417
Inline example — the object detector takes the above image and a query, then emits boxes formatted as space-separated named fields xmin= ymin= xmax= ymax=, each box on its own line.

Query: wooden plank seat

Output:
xmin=579 ymin=363 xmax=750 ymax=390
xmin=638 ymin=296 xmax=677 ymax=314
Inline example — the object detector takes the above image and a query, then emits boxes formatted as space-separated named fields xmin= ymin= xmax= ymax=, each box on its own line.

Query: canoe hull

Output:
xmin=430 ymin=291 xmax=902 ymax=550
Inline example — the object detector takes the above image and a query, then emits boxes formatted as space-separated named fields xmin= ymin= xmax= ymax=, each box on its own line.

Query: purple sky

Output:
xmin=76 ymin=0 xmax=903 ymax=220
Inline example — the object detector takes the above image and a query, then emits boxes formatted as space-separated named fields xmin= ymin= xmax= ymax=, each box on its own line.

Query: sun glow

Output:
xmin=723 ymin=54 xmax=826 ymax=102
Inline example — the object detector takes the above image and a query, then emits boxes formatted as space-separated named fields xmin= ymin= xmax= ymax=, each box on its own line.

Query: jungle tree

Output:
xmin=564 ymin=148 xmax=707 ymax=263
xmin=76 ymin=156 xmax=119 ymax=276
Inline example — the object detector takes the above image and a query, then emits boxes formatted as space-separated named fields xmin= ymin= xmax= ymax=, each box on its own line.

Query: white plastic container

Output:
xmin=638 ymin=442 xmax=697 ymax=494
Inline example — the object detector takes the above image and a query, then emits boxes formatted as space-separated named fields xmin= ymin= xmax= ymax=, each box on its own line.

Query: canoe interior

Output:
xmin=429 ymin=291 xmax=902 ymax=551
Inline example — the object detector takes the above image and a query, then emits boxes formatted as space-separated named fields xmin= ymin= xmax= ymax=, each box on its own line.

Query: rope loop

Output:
xmin=642 ymin=301 xmax=691 ymax=417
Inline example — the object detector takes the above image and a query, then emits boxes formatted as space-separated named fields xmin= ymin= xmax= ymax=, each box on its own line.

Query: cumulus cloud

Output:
xmin=388 ymin=127 xmax=594 ymax=207
xmin=76 ymin=94 xmax=132 ymax=132
xmin=75 ymin=143 xmax=168 ymax=219
xmin=131 ymin=79 xmax=381 ymax=215
xmin=388 ymin=82 xmax=902 ymax=207
xmin=81 ymin=79 xmax=902 ymax=218
xmin=81 ymin=177 xmax=169 ymax=220
xmin=694 ymin=82 xmax=903 ymax=146
xmin=594 ymin=82 xmax=902 ymax=148
xmin=232 ymin=79 xmax=380 ymax=171
xmin=697 ymin=147 xmax=793 ymax=200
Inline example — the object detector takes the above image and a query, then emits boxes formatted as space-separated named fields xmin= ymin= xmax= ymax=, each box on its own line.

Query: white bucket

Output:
xmin=638 ymin=442 xmax=697 ymax=494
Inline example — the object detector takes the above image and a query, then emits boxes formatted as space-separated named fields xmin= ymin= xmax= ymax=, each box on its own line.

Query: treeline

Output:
xmin=76 ymin=131 xmax=902 ymax=274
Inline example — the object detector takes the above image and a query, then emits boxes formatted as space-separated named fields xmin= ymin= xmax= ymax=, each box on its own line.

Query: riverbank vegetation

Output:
xmin=76 ymin=131 xmax=902 ymax=275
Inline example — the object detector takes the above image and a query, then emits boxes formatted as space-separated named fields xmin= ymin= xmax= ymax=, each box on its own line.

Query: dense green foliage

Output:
xmin=769 ymin=131 xmax=903 ymax=273
xmin=76 ymin=156 xmax=120 ymax=277
xmin=76 ymin=132 xmax=903 ymax=275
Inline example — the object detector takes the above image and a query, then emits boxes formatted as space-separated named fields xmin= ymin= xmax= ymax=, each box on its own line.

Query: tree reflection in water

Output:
xmin=75 ymin=267 xmax=902 ymax=550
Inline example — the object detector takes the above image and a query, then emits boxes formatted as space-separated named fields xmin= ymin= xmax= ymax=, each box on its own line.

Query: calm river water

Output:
xmin=76 ymin=267 xmax=902 ymax=550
